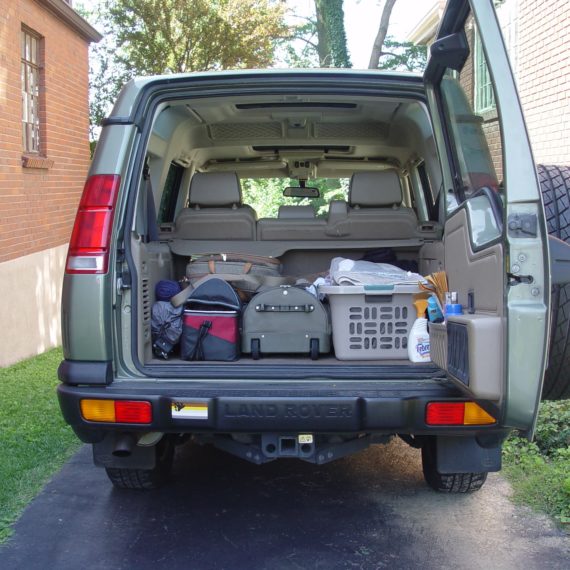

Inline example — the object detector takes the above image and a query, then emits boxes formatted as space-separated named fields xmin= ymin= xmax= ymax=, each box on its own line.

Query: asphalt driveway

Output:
xmin=0 ymin=438 xmax=568 ymax=569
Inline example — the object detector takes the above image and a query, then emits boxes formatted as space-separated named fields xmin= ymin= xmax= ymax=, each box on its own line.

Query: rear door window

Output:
xmin=437 ymin=18 xmax=505 ymax=216
xmin=157 ymin=162 xmax=184 ymax=224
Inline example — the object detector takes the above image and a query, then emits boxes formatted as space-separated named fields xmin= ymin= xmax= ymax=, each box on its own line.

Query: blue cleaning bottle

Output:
xmin=427 ymin=296 xmax=444 ymax=323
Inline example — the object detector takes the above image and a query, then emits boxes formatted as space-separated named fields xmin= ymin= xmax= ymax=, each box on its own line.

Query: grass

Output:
xmin=0 ymin=348 xmax=81 ymax=543
xmin=502 ymin=399 xmax=570 ymax=529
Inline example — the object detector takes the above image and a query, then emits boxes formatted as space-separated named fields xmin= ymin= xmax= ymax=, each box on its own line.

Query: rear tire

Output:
xmin=105 ymin=437 xmax=174 ymax=490
xmin=539 ymin=164 xmax=570 ymax=400
xmin=421 ymin=439 xmax=487 ymax=493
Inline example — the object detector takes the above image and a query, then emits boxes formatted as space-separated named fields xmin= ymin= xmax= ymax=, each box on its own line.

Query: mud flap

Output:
xmin=436 ymin=436 xmax=501 ymax=473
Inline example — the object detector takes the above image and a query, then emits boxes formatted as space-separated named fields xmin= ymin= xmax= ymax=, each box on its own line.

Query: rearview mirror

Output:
xmin=283 ymin=186 xmax=320 ymax=198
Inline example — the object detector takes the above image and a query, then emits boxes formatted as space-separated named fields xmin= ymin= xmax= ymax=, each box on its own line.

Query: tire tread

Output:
xmin=539 ymin=164 xmax=570 ymax=400
xmin=421 ymin=439 xmax=487 ymax=494
xmin=104 ymin=437 xmax=174 ymax=490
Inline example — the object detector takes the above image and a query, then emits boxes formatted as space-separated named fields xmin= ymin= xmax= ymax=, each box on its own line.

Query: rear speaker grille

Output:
xmin=209 ymin=122 xmax=282 ymax=139
xmin=447 ymin=322 xmax=469 ymax=385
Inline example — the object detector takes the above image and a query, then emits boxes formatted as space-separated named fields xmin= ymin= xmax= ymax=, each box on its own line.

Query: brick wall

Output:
xmin=0 ymin=0 xmax=92 ymax=263
xmin=517 ymin=0 xmax=570 ymax=166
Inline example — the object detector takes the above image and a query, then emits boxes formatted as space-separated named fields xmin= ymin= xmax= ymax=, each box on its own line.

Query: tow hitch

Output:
xmin=202 ymin=433 xmax=378 ymax=465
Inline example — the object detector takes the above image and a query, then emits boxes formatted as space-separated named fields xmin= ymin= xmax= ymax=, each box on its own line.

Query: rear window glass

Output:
xmin=241 ymin=178 xmax=349 ymax=218
xmin=157 ymin=162 xmax=184 ymax=224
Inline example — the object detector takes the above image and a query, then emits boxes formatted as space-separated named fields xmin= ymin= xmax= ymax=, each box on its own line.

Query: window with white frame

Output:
xmin=21 ymin=27 xmax=42 ymax=154
xmin=473 ymin=29 xmax=496 ymax=114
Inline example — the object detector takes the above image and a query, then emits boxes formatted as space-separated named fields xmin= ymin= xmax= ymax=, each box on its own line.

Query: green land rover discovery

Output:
xmin=57 ymin=0 xmax=570 ymax=492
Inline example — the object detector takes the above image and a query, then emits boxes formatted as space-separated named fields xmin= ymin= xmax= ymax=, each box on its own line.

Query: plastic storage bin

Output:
xmin=319 ymin=284 xmax=421 ymax=360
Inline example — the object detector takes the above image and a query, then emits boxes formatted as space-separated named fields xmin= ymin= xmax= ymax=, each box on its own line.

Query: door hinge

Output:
xmin=117 ymin=270 xmax=132 ymax=292
xmin=507 ymin=213 xmax=537 ymax=238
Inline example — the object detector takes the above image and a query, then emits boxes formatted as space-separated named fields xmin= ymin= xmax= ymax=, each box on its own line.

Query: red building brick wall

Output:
xmin=0 ymin=0 xmax=92 ymax=263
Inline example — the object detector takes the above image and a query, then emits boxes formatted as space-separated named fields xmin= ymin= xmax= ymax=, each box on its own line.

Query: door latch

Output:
xmin=508 ymin=273 xmax=534 ymax=286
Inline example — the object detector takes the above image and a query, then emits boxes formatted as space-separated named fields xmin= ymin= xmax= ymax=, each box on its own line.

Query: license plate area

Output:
xmin=217 ymin=397 xmax=361 ymax=430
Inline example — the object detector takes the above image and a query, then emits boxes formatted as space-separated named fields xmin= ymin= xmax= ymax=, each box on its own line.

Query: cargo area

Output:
xmin=133 ymin=239 xmax=447 ymax=374
xmin=100 ymin=72 xmax=503 ymax=397
xmin=116 ymin=87 xmax=443 ymax=377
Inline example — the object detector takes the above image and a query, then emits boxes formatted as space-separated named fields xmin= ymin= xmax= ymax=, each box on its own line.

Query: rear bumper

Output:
xmin=57 ymin=379 xmax=506 ymax=441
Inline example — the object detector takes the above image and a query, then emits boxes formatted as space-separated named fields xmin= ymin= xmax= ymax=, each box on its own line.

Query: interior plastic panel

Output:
xmin=444 ymin=207 xmax=503 ymax=316
xmin=437 ymin=206 xmax=505 ymax=401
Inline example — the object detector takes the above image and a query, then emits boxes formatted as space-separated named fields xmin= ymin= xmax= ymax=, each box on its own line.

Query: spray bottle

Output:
xmin=407 ymin=299 xmax=431 ymax=363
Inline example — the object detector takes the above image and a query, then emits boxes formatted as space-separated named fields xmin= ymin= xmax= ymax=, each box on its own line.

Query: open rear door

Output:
xmin=423 ymin=0 xmax=549 ymax=436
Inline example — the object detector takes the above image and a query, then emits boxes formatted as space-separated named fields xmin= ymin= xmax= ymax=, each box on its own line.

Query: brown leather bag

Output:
xmin=172 ymin=253 xmax=294 ymax=306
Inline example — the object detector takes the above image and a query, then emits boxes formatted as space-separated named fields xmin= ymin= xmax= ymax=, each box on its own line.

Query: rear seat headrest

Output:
xmin=349 ymin=171 xmax=402 ymax=207
xmin=189 ymin=172 xmax=242 ymax=207
xmin=278 ymin=205 xmax=315 ymax=218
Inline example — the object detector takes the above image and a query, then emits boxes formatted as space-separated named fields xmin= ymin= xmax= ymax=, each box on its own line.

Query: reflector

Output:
xmin=426 ymin=402 xmax=465 ymax=425
xmin=464 ymin=402 xmax=496 ymax=425
xmin=115 ymin=401 xmax=152 ymax=424
xmin=80 ymin=399 xmax=115 ymax=423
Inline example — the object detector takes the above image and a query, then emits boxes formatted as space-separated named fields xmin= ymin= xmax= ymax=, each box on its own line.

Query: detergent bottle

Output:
xmin=407 ymin=299 xmax=430 ymax=363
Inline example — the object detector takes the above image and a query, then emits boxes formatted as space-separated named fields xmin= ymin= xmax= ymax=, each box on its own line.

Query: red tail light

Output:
xmin=66 ymin=175 xmax=121 ymax=274
xmin=115 ymin=401 xmax=152 ymax=424
xmin=426 ymin=402 xmax=465 ymax=425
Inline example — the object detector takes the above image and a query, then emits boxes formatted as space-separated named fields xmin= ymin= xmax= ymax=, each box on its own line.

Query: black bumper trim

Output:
xmin=57 ymin=381 xmax=502 ymax=437
xmin=58 ymin=360 xmax=113 ymax=386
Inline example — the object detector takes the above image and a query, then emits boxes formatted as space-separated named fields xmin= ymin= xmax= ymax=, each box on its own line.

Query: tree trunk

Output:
xmin=315 ymin=0 xmax=331 ymax=66
xmin=315 ymin=0 xmax=351 ymax=68
xmin=368 ymin=0 xmax=397 ymax=69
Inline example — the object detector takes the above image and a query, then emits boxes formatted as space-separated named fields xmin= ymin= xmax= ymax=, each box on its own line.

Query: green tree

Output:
xmin=282 ymin=1 xmax=351 ymax=69
xmin=88 ymin=0 xmax=288 ymax=137
xmin=242 ymin=178 xmax=349 ymax=219
xmin=377 ymin=38 xmax=427 ymax=72
xmin=314 ymin=0 xmax=351 ymax=68
xmin=368 ymin=0 xmax=427 ymax=73
xmin=368 ymin=0 xmax=397 ymax=69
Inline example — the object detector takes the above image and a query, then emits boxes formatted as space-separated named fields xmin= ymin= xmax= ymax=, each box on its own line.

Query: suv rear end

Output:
xmin=57 ymin=0 xmax=550 ymax=492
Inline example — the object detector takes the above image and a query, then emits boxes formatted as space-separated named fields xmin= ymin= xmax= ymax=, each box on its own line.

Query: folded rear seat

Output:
xmin=174 ymin=172 xmax=257 ymax=240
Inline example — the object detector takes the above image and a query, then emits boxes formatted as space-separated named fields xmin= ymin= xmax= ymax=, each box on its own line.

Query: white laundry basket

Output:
xmin=319 ymin=284 xmax=422 ymax=360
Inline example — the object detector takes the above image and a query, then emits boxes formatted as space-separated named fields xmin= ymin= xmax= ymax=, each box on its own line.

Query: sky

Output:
xmin=80 ymin=0 xmax=434 ymax=69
